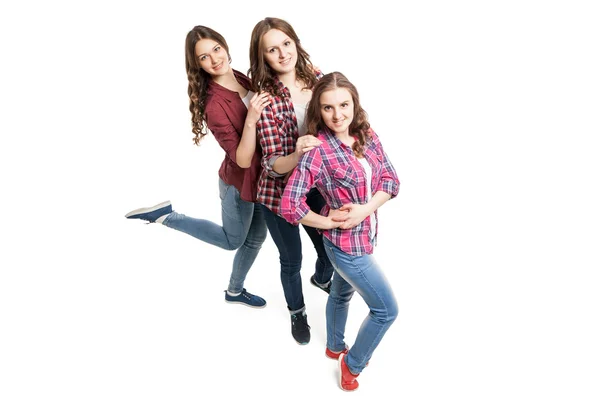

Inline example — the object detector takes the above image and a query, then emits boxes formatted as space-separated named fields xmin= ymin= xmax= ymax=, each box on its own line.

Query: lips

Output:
xmin=212 ymin=62 xmax=223 ymax=70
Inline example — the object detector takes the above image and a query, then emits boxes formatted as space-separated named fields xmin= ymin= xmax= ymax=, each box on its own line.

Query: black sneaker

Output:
xmin=291 ymin=311 xmax=311 ymax=345
xmin=310 ymin=274 xmax=332 ymax=294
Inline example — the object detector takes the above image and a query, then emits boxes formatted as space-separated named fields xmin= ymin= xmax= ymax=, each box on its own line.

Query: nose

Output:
xmin=333 ymin=107 xmax=342 ymax=120
xmin=278 ymin=47 xmax=286 ymax=58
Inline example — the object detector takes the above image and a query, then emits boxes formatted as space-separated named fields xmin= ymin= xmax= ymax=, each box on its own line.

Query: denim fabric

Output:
xmin=163 ymin=179 xmax=267 ymax=293
xmin=260 ymin=188 xmax=334 ymax=312
xmin=323 ymin=236 xmax=398 ymax=375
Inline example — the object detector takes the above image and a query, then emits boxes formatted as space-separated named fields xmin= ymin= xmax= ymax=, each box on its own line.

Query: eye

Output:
xmin=284 ymin=41 xmax=291 ymax=46
xmin=323 ymin=105 xmax=331 ymax=111
xmin=214 ymin=46 xmax=221 ymax=52
xmin=341 ymin=102 xmax=348 ymax=108
xmin=199 ymin=55 xmax=207 ymax=61
xmin=268 ymin=48 xmax=275 ymax=53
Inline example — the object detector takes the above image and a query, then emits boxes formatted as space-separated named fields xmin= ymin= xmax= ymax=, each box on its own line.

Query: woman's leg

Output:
xmin=227 ymin=203 xmax=267 ymax=293
xmin=261 ymin=205 xmax=311 ymax=344
xmin=323 ymin=237 xmax=398 ymax=375
xmin=303 ymin=188 xmax=335 ymax=286
xmin=163 ymin=179 xmax=253 ymax=250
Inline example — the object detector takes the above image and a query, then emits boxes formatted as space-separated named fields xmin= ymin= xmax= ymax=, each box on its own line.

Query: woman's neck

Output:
xmin=277 ymin=70 xmax=298 ymax=90
xmin=212 ymin=68 xmax=237 ymax=89
xmin=335 ymin=130 xmax=353 ymax=145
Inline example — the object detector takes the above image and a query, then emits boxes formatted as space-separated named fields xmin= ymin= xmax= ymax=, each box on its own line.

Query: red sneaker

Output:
xmin=325 ymin=346 xmax=348 ymax=360
xmin=338 ymin=354 xmax=360 ymax=391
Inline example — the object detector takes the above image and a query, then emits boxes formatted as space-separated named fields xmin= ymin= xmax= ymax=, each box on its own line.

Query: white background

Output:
xmin=1 ymin=1 xmax=599 ymax=399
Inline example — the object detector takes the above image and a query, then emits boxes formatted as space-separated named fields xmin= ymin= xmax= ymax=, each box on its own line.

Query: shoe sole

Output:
xmin=125 ymin=201 xmax=171 ymax=218
xmin=224 ymin=299 xmax=266 ymax=309
xmin=310 ymin=276 xmax=330 ymax=294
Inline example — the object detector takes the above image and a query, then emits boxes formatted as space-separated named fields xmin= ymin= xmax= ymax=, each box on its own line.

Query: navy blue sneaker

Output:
xmin=224 ymin=289 xmax=266 ymax=308
xmin=125 ymin=201 xmax=172 ymax=223
xmin=310 ymin=274 xmax=332 ymax=294
xmin=291 ymin=311 xmax=311 ymax=345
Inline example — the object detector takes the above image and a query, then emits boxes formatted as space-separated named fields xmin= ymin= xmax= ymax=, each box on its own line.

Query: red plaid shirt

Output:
xmin=256 ymin=72 xmax=322 ymax=215
xmin=280 ymin=128 xmax=400 ymax=255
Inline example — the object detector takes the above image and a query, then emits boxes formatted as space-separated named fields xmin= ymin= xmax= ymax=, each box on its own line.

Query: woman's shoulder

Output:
xmin=233 ymin=69 xmax=251 ymax=89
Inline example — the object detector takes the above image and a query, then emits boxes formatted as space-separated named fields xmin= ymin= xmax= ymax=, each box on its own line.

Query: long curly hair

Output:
xmin=306 ymin=72 xmax=371 ymax=157
xmin=184 ymin=26 xmax=232 ymax=145
xmin=248 ymin=17 xmax=317 ymax=97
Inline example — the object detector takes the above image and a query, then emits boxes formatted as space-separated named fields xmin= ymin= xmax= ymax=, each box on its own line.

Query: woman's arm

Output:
xmin=235 ymin=92 xmax=270 ymax=168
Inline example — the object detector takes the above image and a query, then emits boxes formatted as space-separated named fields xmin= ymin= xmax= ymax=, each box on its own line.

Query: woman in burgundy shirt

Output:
xmin=125 ymin=26 xmax=270 ymax=308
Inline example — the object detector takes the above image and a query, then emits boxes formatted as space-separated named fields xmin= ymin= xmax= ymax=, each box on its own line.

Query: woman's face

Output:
xmin=194 ymin=38 xmax=229 ymax=76
xmin=262 ymin=29 xmax=297 ymax=75
xmin=320 ymin=88 xmax=354 ymax=135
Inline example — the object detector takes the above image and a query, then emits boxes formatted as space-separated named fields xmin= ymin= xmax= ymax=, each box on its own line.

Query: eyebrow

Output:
xmin=197 ymin=44 xmax=219 ymax=57
xmin=266 ymin=36 xmax=292 ymax=50
xmin=321 ymin=100 xmax=351 ymax=107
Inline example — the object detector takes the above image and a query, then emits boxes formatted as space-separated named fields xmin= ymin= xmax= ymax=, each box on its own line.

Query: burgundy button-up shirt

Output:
xmin=280 ymin=128 xmax=400 ymax=255
xmin=204 ymin=70 xmax=262 ymax=203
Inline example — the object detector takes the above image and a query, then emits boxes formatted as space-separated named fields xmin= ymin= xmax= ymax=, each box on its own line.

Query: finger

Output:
xmin=339 ymin=204 xmax=352 ymax=211
xmin=331 ymin=215 xmax=350 ymax=222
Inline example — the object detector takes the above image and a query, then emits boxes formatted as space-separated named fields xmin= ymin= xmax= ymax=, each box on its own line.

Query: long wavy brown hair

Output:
xmin=248 ymin=17 xmax=317 ymax=97
xmin=185 ymin=26 xmax=232 ymax=145
xmin=306 ymin=72 xmax=371 ymax=157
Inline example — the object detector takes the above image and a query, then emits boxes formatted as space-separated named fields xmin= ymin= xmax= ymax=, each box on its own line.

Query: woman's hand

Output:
xmin=295 ymin=135 xmax=322 ymax=157
xmin=328 ymin=208 xmax=350 ymax=223
xmin=336 ymin=203 xmax=370 ymax=229
xmin=245 ymin=92 xmax=271 ymax=126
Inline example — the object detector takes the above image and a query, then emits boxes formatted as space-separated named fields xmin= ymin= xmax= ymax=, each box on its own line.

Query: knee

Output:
xmin=225 ymin=235 xmax=244 ymax=250
xmin=387 ymin=298 xmax=399 ymax=324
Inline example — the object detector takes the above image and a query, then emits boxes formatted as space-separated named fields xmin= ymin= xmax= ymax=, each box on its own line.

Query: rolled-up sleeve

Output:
xmin=257 ymin=105 xmax=286 ymax=178
xmin=280 ymin=149 xmax=322 ymax=225
xmin=371 ymin=130 xmax=400 ymax=198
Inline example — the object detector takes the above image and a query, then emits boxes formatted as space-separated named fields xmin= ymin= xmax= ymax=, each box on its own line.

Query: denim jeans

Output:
xmin=261 ymin=188 xmax=334 ymax=313
xmin=163 ymin=179 xmax=267 ymax=293
xmin=323 ymin=236 xmax=398 ymax=375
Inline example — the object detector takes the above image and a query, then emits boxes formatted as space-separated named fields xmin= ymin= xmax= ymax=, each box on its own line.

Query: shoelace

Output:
xmin=292 ymin=313 xmax=311 ymax=330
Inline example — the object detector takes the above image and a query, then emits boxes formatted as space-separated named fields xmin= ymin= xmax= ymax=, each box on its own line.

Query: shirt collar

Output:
xmin=207 ymin=69 xmax=251 ymax=102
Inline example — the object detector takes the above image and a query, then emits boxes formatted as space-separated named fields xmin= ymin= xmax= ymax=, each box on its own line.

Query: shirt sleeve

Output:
xmin=205 ymin=102 xmax=241 ymax=165
xmin=257 ymin=104 xmax=287 ymax=178
xmin=280 ymin=148 xmax=322 ymax=225
xmin=371 ymin=130 xmax=400 ymax=198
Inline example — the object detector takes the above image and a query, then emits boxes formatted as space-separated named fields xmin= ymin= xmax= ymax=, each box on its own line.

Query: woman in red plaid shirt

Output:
xmin=281 ymin=72 xmax=400 ymax=391
xmin=248 ymin=17 xmax=336 ymax=345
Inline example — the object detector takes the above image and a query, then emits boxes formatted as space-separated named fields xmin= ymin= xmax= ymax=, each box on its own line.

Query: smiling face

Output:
xmin=194 ymin=38 xmax=230 ymax=77
xmin=262 ymin=28 xmax=297 ymax=75
xmin=319 ymin=88 xmax=354 ymax=136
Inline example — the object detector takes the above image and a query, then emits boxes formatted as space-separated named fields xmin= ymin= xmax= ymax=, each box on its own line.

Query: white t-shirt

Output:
xmin=241 ymin=90 xmax=256 ymax=108
xmin=358 ymin=157 xmax=377 ymax=239
xmin=294 ymin=102 xmax=308 ymax=136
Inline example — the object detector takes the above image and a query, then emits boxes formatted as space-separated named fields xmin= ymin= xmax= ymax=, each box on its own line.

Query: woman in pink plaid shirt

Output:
xmin=248 ymin=17 xmax=336 ymax=345
xmin=281 ymin=72 xmax=400 ymax=391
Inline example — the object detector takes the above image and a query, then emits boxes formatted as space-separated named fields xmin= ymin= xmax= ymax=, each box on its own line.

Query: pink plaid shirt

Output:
xmin=280 ymin=128 xmax=400 ymax=255
xmin=256 ymin=72 xmax=322 ymax=215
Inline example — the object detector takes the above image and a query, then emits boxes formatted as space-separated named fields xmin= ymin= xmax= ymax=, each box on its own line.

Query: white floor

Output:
xmin=1 ymin=1 xmax=599 ymax=399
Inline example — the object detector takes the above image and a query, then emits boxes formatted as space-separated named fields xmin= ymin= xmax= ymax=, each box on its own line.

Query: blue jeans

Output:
xmin=261 ymin=189 xmax=334 ymax=313
xmin=323 ymin=236 xmax=398 ymax=375
xmin=163 ymin=179 xmax=267 ymax=293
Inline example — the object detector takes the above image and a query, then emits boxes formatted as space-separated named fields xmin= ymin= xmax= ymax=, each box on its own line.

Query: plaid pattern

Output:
xmin=256 ymin=72 xmax=322 ymax=215
xmin=280 ymin=129 xmax=400 ymax=255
